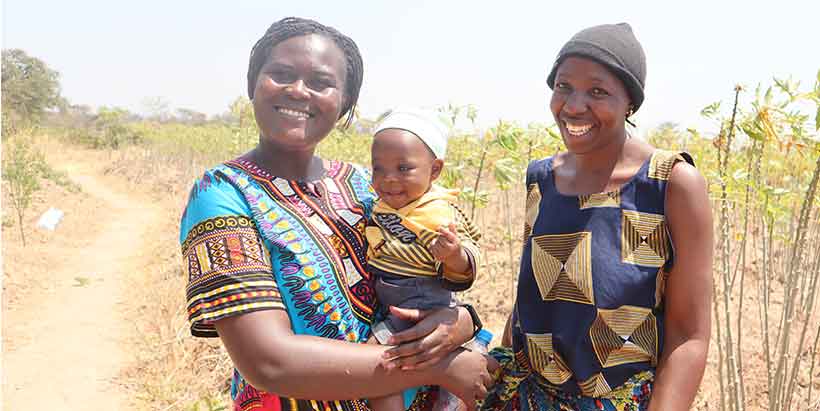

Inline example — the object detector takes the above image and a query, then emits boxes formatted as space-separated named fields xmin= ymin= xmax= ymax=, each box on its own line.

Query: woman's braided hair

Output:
xmin=247 ymin=17 xmax=363 ymax=129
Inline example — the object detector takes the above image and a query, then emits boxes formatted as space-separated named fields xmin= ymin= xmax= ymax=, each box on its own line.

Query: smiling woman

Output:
xmin=251 ymin=35 xmax=347 ymax=157
xmin=482 ymin=23 xmax=714 ymax=411
xmin=179 ymin=17 xmax=492 ymax=411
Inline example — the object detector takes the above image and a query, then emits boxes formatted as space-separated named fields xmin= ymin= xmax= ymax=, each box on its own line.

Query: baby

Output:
xmin=366 ymin=108 xmax=482 ymax=411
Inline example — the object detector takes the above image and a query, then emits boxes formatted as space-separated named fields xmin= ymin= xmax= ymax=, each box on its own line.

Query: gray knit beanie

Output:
xmin=547 ymin=23 xmax=646 ymax=112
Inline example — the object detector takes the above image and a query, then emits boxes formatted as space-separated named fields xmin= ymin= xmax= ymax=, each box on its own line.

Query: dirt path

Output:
xmin=2 ymin=154 xmax=162 ymax=410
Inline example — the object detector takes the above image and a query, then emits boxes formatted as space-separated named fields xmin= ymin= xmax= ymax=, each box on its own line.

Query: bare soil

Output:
xmin=2 ymin=143 xmax=162 ymax=410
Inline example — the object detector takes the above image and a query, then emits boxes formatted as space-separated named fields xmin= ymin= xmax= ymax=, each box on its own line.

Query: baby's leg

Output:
xmin=369 ymin=393 xmax=405 ymax=411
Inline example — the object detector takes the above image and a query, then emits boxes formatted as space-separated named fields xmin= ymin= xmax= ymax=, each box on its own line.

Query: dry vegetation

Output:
xmin=3 ymin=75 xmax=820 ymax=411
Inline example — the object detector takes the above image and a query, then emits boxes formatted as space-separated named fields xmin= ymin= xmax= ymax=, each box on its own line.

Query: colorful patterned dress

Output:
xmin=181 ymin=158 xmax=408 ymax=411
xmin=481 ymin=150 xmax=693 ymax=411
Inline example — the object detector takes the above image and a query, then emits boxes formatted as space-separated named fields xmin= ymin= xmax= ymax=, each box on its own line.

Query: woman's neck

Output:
xmin=571 ymin=133 xmax=629 ymax=174
xmin=247 ymin=141 xmax=324 ymax=181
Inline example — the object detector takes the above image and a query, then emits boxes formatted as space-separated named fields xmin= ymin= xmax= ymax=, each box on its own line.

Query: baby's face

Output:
xmin=371 ymin=129 xmax=442 ymax=209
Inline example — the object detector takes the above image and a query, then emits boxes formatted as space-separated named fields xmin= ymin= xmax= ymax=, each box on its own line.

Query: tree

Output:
xmin=175 ymin=108 xmax=207 ymax=124
xmin=1 ymin=49 xmax=62 ymax=134
xmin=2 ymin=138 xmax=46 ymax=245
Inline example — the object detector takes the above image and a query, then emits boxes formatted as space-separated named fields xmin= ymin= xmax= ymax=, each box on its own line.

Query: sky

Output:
xmin=3 ymin=0 xmax=819 ymax=135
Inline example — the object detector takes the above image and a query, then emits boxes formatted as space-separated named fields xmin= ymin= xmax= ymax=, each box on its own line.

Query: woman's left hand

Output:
xmin=381 ymin=305 xmax=473 ymax=371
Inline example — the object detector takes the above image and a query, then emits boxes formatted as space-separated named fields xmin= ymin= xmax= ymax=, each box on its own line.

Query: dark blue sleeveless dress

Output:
xmin=482 ymin=150 xmax=694 ymax=411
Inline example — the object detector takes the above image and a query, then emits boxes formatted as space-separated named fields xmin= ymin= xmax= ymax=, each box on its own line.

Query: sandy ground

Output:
xmin=2 ymin=145 xmax=162 ymax=410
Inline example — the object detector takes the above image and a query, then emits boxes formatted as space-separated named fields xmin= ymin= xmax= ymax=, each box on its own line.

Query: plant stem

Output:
xmin=719 ymin=86 xmax=743 ymax=411
xmin=783 ymin=152 xmax=820 ymax=411
xmin=470 ymin=148 xmax=487 ymax=221
xmin=713 ymin=273 xmax=728 ymax=411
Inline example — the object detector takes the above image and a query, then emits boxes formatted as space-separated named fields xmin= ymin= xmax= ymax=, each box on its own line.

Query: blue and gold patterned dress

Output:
xmin=181 ymin=158 xmax=387 ymax=411
xmin=482 ymin=150 xmax=693 ymax=411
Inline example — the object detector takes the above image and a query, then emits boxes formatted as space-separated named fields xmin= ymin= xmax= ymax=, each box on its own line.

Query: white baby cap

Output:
xmin=374 ymin=108 xmax=449 ymax=159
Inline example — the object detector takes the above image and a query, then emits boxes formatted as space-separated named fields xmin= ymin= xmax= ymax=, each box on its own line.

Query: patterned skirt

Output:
xmin=479 ymin=348 xmax=653 ymax=411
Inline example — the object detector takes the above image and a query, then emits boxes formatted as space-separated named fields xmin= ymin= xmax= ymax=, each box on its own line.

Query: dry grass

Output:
xmin=6 ymin=132 xmax=818 ymax=410
xmin=101 ymin=144 xmax=235 ymax=410
xmin=103 ymin=140 xmax=820 ymax=411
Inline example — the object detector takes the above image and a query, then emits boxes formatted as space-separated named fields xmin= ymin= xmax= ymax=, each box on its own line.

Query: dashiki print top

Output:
xmin=511 ymin=150 xmax=693 ymax=397
xmin=180 ymin=158 xmax=377 ymax=411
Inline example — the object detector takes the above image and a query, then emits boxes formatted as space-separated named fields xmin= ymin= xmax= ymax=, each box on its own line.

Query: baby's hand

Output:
xmin=429 ymin=223 xmax=461 ymax=262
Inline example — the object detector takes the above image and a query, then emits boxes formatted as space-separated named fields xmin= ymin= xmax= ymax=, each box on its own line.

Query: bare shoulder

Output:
xmin=668 ymin=161 xmax=708 ymax=198
xmin=666 ymin=160 xmax=711 ymax=230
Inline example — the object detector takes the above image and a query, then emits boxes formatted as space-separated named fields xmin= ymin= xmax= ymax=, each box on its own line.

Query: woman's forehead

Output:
xmin=555 ymin=56 xmax=616 ymax=81
xmin=267 ymin=34 xmax=346 ymax=72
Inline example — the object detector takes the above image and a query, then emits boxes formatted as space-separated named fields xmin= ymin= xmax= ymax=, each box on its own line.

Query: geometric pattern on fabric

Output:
xmin=530 ymin=232 xmax=594 ymax=305
xmin=182 ymin=215 xmax=283 ymax=337
xmin=579 ymin=191 xmax=621 ymax=209
xmin=621 ymin=210 xmax=669 ymax=267
xmin=480 ymin=347 xmax=655 ymax=411
xmin=589 ymin=306 xmax=658 ymax=368
xmin=525 ymin=333 xmax=572 ymax=385
xmin=578 ymin=372 xmax=613 ymax=397
xmin=522 ymin=183 xmax=542 ymax=244
xmin=183 ymin=159 xmax=391 ymax=411
xmin=220 ymin=159 xmax=377 ymax=334
xmin=182 ymin=215 xmax=273 ymax=284
xmin=505 ymin=150 xmax=693 ymax=399
xmin=648 ymin=149 xmax=687 ymax=181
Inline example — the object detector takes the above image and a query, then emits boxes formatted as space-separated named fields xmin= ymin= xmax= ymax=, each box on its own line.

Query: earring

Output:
xmin=626 ymin=105 xmax=635 ymax=118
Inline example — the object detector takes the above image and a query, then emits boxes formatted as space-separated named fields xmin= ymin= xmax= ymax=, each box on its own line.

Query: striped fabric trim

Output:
xmin=187 ymin=280 xmax=279 ymax=312
xmin=368 ymin=202 xmax=482 ymax=283
xmin=579 ymin=191 xmax=621 ymax=209
xmin=369 ymin=255 xmax=439 ymax=278
xmin=190 ymin=300 xmax=284 ymax=325
xmin=442 ymin=204 xmax=482 ymax=284
xmin=654 ymin=267 xmax=668 ymax=309
xmin=522 ymin=183 xmax=541 ymax=245
xmin=648 ymin=150 xmax=690 ymax=181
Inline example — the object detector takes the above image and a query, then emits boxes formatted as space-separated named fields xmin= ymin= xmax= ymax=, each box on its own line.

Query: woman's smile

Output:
xmin=275 ymin=106 xmax=312 ymax=120
xmin=563 ymin=120 xmax=594 ymax=137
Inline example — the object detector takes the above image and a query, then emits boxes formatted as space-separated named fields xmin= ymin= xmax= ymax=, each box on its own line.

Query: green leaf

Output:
xmin=740 ymin=123 xmax=765 ymax=141
xmin=492 ymin=158 xmax=517 ymax=189
xmin=701 ymin=101 xmax=721 ymax=119
xmin=546 ymin=127 xmax=562 ymax=140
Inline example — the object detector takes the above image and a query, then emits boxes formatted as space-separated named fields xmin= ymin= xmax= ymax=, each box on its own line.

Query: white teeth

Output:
xmin=565 ymin=122 xmax=592 ymax=136
xmin=277 ymin=107 xmax=310 ymax=119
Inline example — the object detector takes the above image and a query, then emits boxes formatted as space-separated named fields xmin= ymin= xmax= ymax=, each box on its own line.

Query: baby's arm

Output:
xmin=430 ymin=223 xmax=472 ymax=274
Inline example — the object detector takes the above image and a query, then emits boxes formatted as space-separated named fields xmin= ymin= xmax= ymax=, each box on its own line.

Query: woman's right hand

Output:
xmin=436 ymin=348 xmax=496 ymax=411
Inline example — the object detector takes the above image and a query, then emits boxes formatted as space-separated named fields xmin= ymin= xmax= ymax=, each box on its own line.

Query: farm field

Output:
xmin=3 ymin=78 xmax=820 ymax=411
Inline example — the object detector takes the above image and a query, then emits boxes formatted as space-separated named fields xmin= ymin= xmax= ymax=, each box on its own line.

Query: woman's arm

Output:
xmin=215 ymin=309 xmax=491 ymax=407
xmin=647 ymin=163 xmax=713 ymax=411
xmin=501 ymin=312 xmax=513 ymax=347
xmin=381 ymin=305 xmax=478 ymax=370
